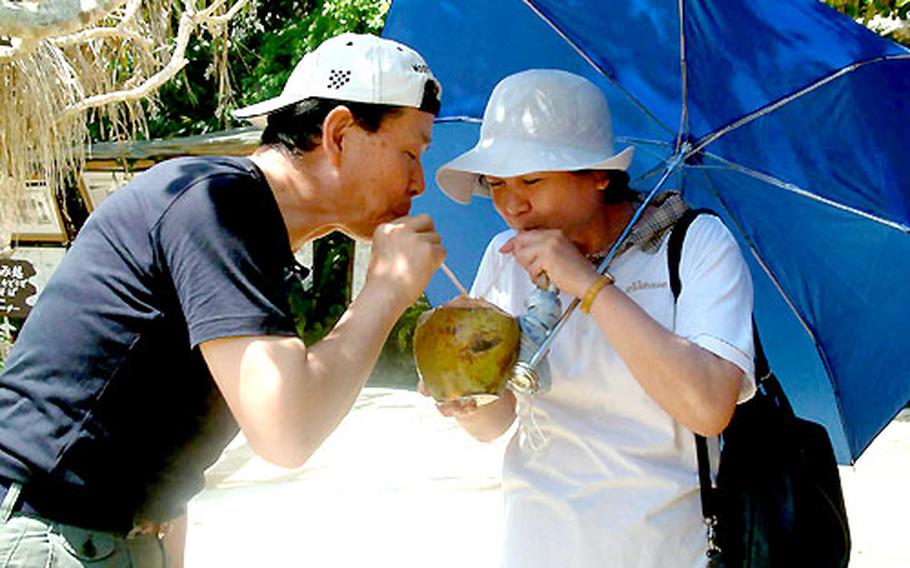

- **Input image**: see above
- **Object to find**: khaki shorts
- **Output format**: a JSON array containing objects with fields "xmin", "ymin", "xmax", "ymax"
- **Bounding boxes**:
[{"xmin": 0, "ymin": 483, "xmax": 167, "ymax": 568}]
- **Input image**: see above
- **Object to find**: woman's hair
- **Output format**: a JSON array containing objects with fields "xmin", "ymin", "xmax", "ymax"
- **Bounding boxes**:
[
  {"xmin": 261, "ymin": 80, "xmax": 440, "ymax": 153},
  {"xmin": 601, "ymin": 170, "xmax": 640, "ymax": 204}
]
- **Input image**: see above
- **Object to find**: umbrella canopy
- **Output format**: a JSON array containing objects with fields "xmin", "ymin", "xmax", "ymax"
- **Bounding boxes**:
[{"xmin": 383, "ymin": 0, "xmax": 910, "ymax": 464}]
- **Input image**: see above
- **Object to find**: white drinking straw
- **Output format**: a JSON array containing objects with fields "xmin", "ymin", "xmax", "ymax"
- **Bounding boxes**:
[{"xmin": 440, "ymin": 262, "xmax": 469, "ymax": 297}]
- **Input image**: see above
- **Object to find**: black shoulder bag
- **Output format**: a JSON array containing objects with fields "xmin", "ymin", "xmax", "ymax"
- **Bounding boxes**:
[{"xmin": 668, "ymin": 209, "xmax": 851, "ymax": 568}]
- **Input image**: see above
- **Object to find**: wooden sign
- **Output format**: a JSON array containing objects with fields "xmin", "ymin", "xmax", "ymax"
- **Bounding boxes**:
[
  {"xmin": 11, "ymin": 180, "xmax": 67, "ymax": 243},
  {"xmin": 0, "ymin": 248, "xmax": 66, "ymax": 319},
  {"xmin": 0, "ymin": 259, "xmax": 37, "ymax": 318}
]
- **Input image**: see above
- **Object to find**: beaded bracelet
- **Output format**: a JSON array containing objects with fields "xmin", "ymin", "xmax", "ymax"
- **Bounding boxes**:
[{"xmin": 580, "ymin": 273, "xmax": 615, "ymax": 313}]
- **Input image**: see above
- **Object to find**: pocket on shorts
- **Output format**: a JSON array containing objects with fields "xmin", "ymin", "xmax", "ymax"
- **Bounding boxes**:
[{"xmin": 54, "ymin": 523, "xmax": 118, "ymax": 562}]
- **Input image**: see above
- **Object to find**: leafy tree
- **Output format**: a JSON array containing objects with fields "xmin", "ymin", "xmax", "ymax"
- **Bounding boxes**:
[
  {"xmin": 147, "ymin": 0, "xmax": 389, "ymax": 138},
  {"xmin": 823, "ymin": 0, "xmax": 910, "ymax": 45}
]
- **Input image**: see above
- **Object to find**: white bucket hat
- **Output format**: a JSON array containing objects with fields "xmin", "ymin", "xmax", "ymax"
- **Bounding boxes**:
[
  {"xmin": 436, "ymin": 69, "xmax": 634, "ymax": 204},
  {"xmin": 233, "ymin": 33, "xmax": 441, "ymax": 128}
]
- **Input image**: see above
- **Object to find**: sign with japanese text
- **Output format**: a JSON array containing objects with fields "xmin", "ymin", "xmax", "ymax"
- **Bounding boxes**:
[{"xmin": 0, "ymin": 259, "xmax": 37, "ymax": 317}]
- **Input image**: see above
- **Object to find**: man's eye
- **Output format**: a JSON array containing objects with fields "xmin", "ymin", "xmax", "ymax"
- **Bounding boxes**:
[
  {"xmin": 405, "ymin": 151, "xmax": 417, "ymax": 160},
  {"xmin": 523, "ymin": 178, "xmax": 541, "ymax": 186}
]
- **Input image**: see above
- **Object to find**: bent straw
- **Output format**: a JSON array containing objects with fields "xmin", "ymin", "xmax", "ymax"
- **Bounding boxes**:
[{"xmin": 440, "ymin": 262, "xmax": 470, "ymax": 297}]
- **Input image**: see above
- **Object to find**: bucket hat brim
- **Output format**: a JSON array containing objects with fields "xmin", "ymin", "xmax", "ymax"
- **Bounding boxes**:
[{"xmin": 436, "ymin": 138, "xmax": 635, "ymax": 204}]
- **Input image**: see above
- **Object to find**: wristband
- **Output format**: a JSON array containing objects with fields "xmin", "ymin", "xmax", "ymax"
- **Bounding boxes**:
[{"xmin": 580, "ymin": 273, "xmax": 614, "ymax": 313}]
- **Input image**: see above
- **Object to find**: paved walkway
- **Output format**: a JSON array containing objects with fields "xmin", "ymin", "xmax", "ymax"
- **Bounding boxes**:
[{"xmin": 184, "ymin": 389, "xmax": 909, "ymax": 567}]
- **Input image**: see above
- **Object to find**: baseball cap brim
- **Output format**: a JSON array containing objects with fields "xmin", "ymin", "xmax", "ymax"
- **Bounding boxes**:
[
  {"xmin": 436, "ymin": 139, "xmax": 635, "ymax": 204},
  {"xmin": 232, "ymin": 95, "xmax": 304, "ymax": 129}
]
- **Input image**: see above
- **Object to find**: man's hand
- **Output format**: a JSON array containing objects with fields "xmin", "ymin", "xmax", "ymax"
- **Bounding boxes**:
[{"xmin": 369, "ymin": 214, "xmax": 445, "ymax": 309}]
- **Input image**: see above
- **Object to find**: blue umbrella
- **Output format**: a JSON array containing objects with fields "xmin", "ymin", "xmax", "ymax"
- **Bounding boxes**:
[{"xmin": 384, "ymin": 0, "xmax": 910, "ymax": 464}]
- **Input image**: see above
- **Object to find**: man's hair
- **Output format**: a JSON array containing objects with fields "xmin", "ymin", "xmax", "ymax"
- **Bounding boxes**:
[{"xmin": 261, "ymin": 79, "xmax": 440, "ymax": 153}]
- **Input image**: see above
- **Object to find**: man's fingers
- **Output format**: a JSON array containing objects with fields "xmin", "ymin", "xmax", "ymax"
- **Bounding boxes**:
[
  {"xmin": 421, "ymin": 232, "xmax": 442, "ymax": 245},
  {"xmin": 396, "ymin": 213, "xmax": 435, "ymax": 232}
]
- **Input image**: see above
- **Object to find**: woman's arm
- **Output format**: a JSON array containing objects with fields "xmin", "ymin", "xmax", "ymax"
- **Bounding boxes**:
[{"xmin": 500, "ymin": 225, "xmax": 747, "ymax": 436}]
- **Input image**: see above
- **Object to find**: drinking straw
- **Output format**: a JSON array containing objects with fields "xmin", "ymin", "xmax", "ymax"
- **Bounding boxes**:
[{"xmin": 440, "ymin": 262, "xmax": 469, "ymax": 297}]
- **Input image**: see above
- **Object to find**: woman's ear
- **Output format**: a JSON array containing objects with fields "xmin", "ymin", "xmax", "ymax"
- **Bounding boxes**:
[
  {"xmin": 322, "ymin": 106, "xmax": 357, "ymax": 167},
  {"xmin": 593, "ymin": 170, "xmax": 611, "ymax": 191}
]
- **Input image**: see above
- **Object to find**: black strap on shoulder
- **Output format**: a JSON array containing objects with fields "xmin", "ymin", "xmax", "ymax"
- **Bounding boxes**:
[
  {"xmin": 668, "ymin": 208, "xmax": 776, "ymax": 523},
  {"xmin": 668, "ymin": 208, "xmax": 716, "ymax": 301},
  {"xmin": 667, "ymin": 208, "xmax": 719, "ymax": 519},
  {"xmin": 668, "ymin": 208, "xmax": 770, "ymax": 380}
]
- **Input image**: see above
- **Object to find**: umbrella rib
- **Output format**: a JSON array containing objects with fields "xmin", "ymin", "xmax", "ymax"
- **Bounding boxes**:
[
  {"xmin": 694, "ymin": 153, "xmax": 910, "ymax": 233},
  {"xmin": 434, "ymin": 116, "xmax": 483, "ymax": 124},
  {"xmin": 695, "ymin": 170, "xmax": 853, "ymax": 455},
  {"xmin": 615, "ymin": 136, "xmax": 673, "ymax": 147},
  {"xmin": 675, "ymin": 0, "xmax": 690, "ymax": 153},
  {"xmin": 690, "ymin": 53, "xmax": 910, "ymax": 155},
  {"xmin": 521, "ymin": 0, "xmax": 675, "ymax": 135},
  {"xmin": 698, "ymin": 169, "xmax": 815, "ymax": 339}
]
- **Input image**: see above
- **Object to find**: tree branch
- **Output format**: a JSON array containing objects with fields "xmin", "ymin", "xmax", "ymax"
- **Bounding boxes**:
[
  {"xmin": 0, "ymin": 0, "xmax": 131, "ymax": 40},
  {"xmin": 61, "ymin": 0, "xmax": 251, "ymax": 113},
  {"xmin": 51, "ymin": 27, "xmax": 152, "ymax": 50},
  {"xmin": 205, "ymin": 0, "xmax": 249, "ymax": 26},
  {"xmin": 65, "ymin": 11, "xmax": 195, "ymax": 114}
]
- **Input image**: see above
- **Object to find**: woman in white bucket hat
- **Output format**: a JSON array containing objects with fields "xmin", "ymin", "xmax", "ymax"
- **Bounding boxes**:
[{"xmin": 434, "ymin": 69, "xmax": 756, "ymax": 567}]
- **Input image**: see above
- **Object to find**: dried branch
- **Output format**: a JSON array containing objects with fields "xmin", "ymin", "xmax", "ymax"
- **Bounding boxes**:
[
  {"xmin": 0, "ymin": 0, "xmax": 131, "ymax": 40},
  {"xmin": 51, "ymin": 28, "xmax": 153, "ymax": 50},
  {"xmin": 0, "ymin": 0, "xmax": 253, "ymax": 247},
  {"xmin": 65, "ymin": 0, "xmax": 252, "ymax": 114}
]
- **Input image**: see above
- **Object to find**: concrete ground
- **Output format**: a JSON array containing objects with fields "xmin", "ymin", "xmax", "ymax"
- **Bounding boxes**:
[{"xmin": 184, "ymin": 389, "xmax": 910, "ymax": 567}]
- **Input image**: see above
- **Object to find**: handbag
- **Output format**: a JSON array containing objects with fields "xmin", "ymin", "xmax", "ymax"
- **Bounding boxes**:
[{"xmin": 668, "ymin": 209, "xmax": 851, "ymax": 567}]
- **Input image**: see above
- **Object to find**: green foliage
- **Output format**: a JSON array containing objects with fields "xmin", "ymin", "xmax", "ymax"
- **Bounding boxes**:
[
  {"xmin": 236, "ymin": 0, "xmax": 389, "ymax": 112},
  {"xmin": 823, "ymin": 0, "xmax": 910, "ymax": 45},
  {"xmin": 824, "ymin": 0, "xmax": 910, "ymax": 20},
  {"xmin": 144, "ymin": 0, "xmax": 390, "ymax": 139},
  {"xmin": 286, "ymin": 232, "xmax": 354, "ymax": 346}
]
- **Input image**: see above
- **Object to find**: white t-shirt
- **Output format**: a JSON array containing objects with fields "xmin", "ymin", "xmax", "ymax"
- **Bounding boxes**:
[{"xmin": 470, "ymin": 215, "xmax": 755, "ymax": 568}]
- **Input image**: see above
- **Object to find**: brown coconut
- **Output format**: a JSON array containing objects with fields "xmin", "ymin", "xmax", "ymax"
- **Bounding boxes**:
[{"xmin": 413, "ymin": 296, "xmax": 520, "ymax": 403}]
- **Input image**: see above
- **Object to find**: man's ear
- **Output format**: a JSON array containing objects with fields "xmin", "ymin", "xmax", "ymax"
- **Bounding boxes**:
[{"xmin": 322, "ymin": 106, "xmax": 357, "ymax": 167}]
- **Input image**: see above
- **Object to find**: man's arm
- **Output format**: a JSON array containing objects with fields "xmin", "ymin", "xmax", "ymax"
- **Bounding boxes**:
[{"xmin": 201, "ymin": 216, "xmax": 444, "ymax": 468}]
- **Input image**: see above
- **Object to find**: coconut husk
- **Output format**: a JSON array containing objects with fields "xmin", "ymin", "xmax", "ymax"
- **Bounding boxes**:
[{"xmin": 413, "ymin": 296, "xmax": 520, "ymax": 403}]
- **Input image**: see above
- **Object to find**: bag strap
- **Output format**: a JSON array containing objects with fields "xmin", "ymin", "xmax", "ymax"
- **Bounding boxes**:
[
  {"xmin": 666, "ymin": 208, "xmax": 719, "ymax": 520},
  {"xmin": 668, "ymin": 209, "xmax": 782, "ymax": 519},
  {"xmin": 668, "ymin": 208, "xmax": 711, "ymax": 301}
]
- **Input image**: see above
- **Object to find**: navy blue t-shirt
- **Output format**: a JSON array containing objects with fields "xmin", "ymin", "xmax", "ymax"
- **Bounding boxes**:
[{"xmin": 0, "ymin": 156, "xmax": 298, "ymax": 531}]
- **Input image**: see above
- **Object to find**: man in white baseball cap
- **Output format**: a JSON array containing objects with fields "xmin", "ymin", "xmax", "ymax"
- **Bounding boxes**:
[{"xmin": 0, "ymin": 33, "xmax": 445, "ymax": 568}]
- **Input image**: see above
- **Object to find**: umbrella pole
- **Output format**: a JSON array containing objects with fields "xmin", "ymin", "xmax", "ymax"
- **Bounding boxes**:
[{"xmin": 510, "ymin": 149, "xmax": 690, "ymax": 394}]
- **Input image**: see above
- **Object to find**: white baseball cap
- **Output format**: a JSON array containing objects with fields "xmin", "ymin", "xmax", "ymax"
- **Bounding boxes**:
[
  {"xmin": 436, "ymin": 69, "xmax": 634, "ymax": 204},
  {"xmin": 233, "ymin": 33, "xmax": 441, "ymax": 128}
]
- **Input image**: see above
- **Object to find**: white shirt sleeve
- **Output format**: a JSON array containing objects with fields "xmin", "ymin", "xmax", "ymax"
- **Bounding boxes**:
[{"xmin": 674, "ymin": 215, "xmax": 756, "ymax": 402}]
